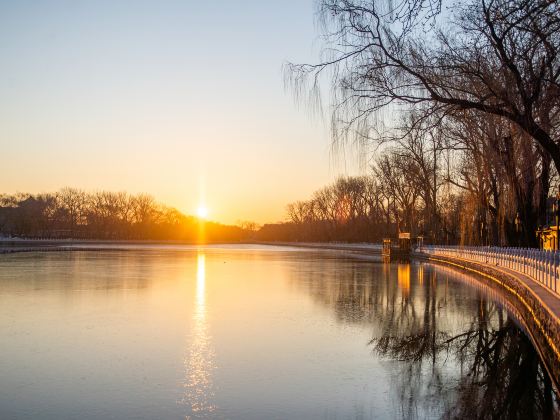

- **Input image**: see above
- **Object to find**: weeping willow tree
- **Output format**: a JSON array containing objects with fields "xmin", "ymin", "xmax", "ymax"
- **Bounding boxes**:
[{"xmin": 286, "ymin": 0, "xmax": 560, "ymax": 246}]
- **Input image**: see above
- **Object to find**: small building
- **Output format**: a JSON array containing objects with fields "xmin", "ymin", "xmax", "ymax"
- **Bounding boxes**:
[
  {"xmin": 382, "ymin": 232, "xmax": 421, "ymax": 261},
  {"xmin": 537, "ymin": 226, "xmax": 559, "ymax": 251},
  {"xmin": 536, "ymin": 195, "xmax": 560, "ymax": 250}
]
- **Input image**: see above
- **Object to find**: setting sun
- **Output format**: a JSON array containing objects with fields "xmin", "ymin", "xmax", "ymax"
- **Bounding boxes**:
[{"xmin": 197, "ymin": 205, "xmax": 208, "ymax": 219}]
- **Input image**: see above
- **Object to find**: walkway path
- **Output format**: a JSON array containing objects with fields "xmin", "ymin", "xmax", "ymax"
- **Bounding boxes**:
[{"xmin": 418, "ymin": 252, "xmax": 560, "ymax": 321}]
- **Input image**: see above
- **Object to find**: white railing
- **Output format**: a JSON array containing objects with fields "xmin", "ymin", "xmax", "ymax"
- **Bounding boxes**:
[{"xmin": 418, "ymin": 245, "xmax": 560, "ymax": 295}]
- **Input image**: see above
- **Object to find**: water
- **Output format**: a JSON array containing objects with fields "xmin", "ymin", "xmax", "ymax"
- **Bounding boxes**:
[{"xmin": 0, "ymin": 245, "xmax": 557, "ymax": 419}]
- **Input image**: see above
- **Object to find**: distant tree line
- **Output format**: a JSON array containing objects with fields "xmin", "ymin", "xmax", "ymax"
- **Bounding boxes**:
[
  {"xmin": 0, "ymin": 188, "xmax": 247, "ymax": 242},
  {"xmin": 263, "ymin": 173, "xmax": 456, "ymax": 244},
  {"xmin": 276, "ymin": 177, "xmax": 395, "ymax": 243},
  {"xmin": 286, "ymin": 0, "xmax": 560, "ymax": 247}
]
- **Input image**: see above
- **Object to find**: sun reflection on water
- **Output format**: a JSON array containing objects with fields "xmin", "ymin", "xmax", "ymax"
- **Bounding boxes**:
[
  {"xmin": 397, "ymin": 263, "xmax": 411, "ymax": 298},
  {"xmin": 182, "ymin": 252, "xmax": 217, "ymax": 418},
  {"xmin": 196, "ymin": 254, "xmax": 206, "ymax": 312}
]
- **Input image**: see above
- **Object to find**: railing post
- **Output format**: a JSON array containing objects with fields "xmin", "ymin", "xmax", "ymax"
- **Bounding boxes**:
[
  {"xmin": 545, "ymin": 250, "xmax": 548, "ymax": 286},
  {"xmin": 523, "ymin": 248, "xmax": 529, "ymax": 274},
  {"xmin": 554, "ymin": 250, "xmax": 558, "ymax": 292},
  {"xmin": 534, "ymin": 250, "xmax": 537, "ymax": 281},
  {"xmin": 536, "ymin": 250, "xmax": 539, "ymax": 283},
  {"xmin": 536, "ymin": 250, "xmax": 539, "ymax": 281},
  {"xmin": 540, "ymin": 251, "xmax": 543, "ymax": 285},
  {"xmin": 528, "ymin": 249, "xmax": 531, "ymax": 277},
  {"xmin": 550, "ymin": 251, "xmax": 553, "ymax": 288},
  {"xmin": 544, "ymin": 250, "xmax": 547, "ymax": 286},
  {"xmin": 536, "ymin": 250, "xmax": 540, "ymax": 284},
  {"xmin": 552, "ymin": 251, "xmax": 556, "ymax": 291},
  {"xmin": 548, "ymin": 250, "xmax": 554, "ymax": 289},
  {"xmin": 548, "ymin": 251, "xmax": 552, "ymax": 288},
  {"xmin": 544, "ymin": 251, "xmax": 547, "ymax": 286}
]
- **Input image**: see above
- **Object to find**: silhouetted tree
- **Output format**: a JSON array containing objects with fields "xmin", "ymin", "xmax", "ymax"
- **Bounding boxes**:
[{"xmin": 0, "ymin": 188, "xmax": 251, "ymax": 242}]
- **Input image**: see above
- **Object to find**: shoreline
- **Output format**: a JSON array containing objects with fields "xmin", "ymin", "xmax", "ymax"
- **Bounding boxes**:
[{"xmin": 0, "ymin": 239, "xmax": 383, "ymax": 256}]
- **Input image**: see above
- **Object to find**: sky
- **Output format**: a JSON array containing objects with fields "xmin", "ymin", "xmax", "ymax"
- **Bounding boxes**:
[{"xmin": 0, "ymin": 0, "xmax": 362, "ymax": 224}]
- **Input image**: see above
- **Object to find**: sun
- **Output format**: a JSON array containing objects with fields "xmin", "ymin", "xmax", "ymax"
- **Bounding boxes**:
[{"xmin": 197, "ymin": 205, "xmax": 208, "ymax": 219}]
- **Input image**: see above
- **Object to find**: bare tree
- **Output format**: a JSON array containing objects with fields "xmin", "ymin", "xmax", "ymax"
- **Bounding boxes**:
[
  {"xmin": 59, "ymin": 187, "xmax": 86, "ymax": 236},
  {"xmin": 288, "ymin": 0, "xmax": 560, "ymax": 177}
]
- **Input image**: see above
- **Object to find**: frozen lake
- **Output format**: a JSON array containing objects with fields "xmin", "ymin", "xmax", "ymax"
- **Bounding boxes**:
[{"xmin": 0, "ymin": 245, "xmax": 557, "ymax": 419}]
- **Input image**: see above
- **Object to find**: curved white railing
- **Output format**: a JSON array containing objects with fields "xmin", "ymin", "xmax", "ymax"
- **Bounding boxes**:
[{"xmin": 418, "ymin": 245, "xmax": 560, "ymax": 295}]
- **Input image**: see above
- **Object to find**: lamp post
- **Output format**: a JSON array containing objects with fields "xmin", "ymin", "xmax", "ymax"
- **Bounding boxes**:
[
  {"xmin": 514, "ymin": 212, "xmax": 522, "ymax": 248},
  {"xmin": 553, "ymin": 201, "xmax": 557, "ymax": 250}
]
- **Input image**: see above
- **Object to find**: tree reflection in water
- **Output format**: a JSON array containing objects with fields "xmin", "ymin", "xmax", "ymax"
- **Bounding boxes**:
[{"xmin": 293, "ymin": 257, "xmax": 559, "ymax": 419}]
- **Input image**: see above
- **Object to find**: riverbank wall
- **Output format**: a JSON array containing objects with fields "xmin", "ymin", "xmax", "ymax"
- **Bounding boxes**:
[{"xmin": 415, "ymin": 252, "xmax": 560, "ymax": 388}]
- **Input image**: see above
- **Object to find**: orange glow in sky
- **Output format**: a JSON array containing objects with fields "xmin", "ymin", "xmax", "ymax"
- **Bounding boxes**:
[{"xmin": 0, "ymin": 1, "xmax": 363, "ymax": 224}]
